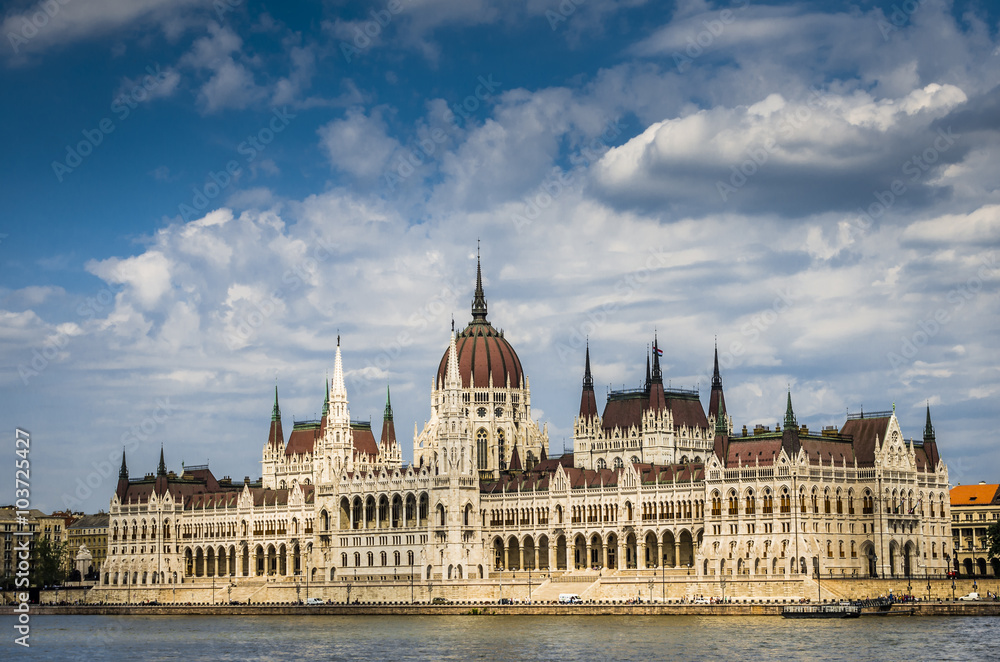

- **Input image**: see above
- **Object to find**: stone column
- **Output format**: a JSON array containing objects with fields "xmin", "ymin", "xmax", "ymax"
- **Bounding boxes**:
[
  {"xmin": 518, "ymin": 546, "xmax": 524, "ymax": 571},
  {"xmin": 618, "ymin": 540, "xmax": 626, "ymax": 571},
  {"xmin": 534, "ymin": 545, "xmax": 540, "ymax": 571},
  {"xmin": 675, "ymin": 542, "xmax": 682, "ymax": 568},
  {"xmin": 585, "ymin": 541, "xmax": 592, "ymax": 570},
  {"xmin": 549, "ymin": 539, "xmax": 558, "ymax": 570},
  {"xmin": 638, "ymin": 542, "xmax": 646, "ymax": 570},
  {"xmin": 602, "ymin": 543, "xmax": 609, "ymax": 569}
]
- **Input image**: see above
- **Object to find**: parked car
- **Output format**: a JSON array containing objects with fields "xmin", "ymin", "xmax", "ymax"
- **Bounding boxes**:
[
  {"xmin": 431, "ymin": 597, "xmax": 450, "ymax": 604},
  {"xmin": 305, "ymin": 597, "xmax": 325, "ymax": 605},
  {"xmin": 959, "ymin": 592, "xmax": 980, "ymax": 601},
  {"xmin": 498, "ymin": 598, "xmax": 514, "ymax": 605},
  {"xmin": 693, "ymin": 597, "xmax": 711, "ymax": 604}
]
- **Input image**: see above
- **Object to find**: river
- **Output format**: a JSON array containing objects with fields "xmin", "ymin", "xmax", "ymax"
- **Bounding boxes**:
[{"xmin": 4, "ymin": 614, "xmax": 998, "ymax": 660}]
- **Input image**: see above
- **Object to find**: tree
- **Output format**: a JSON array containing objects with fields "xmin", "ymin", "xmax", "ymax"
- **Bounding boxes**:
[
  {"xmin": 30, "ymin": 538, "xmax": 67, "ymax": 588},
  {"xmin": 987, "ymin": 521, "xmax": 1000, "ymax": 562}
]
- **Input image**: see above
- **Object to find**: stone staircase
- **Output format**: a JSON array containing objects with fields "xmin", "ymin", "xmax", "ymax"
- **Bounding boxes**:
[{"xmin": 530, "ymin": 571, "xmax": 601, "ymax": 603}]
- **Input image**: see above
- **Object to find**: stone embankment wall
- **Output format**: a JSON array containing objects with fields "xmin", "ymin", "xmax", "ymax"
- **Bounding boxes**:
[
  {"xmin": 5, "ymin": 602, "xmax": 1000, "ymax": 617},
  {"xmin": 23, "ymin": 575, "xmax": 997, "ymax": 607}
]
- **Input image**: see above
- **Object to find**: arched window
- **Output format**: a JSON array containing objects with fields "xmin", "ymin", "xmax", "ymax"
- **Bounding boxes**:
[
  {"xmin": 613, "ymin": 457, "xmax": 624, "ymax": 469},
  {"xmin": 596, "ymin": 458, "xmax": 607, "ymax": 470},
  {"xmin": 476, "ymin": 429, "xmax": 488, "ymax": 471}
]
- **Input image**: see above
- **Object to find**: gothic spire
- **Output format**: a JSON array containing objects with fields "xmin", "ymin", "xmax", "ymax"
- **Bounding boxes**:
[
  {"xmin": 923, "ymin": 403, "xmax": 935, "ymax": 442},
  {"xmin": 715, "ymin": 400, "xmax": 728, "ymax": 436},
  {"xmin": 645, "ymin": 350, "xmax": 651, "ymax": 388},
  {"xmin": 651, "ymin": 332, "xmax": 662, "ymax": 384},
  {"xmin": 580, "ymin": 342, "xmax": 598, "ymax": 418},
  {"xmin": 384, "ymin": 385, "xmax": 394, "ymax": 421},
  {"xmin": 332, "ymin": 341, "xmax": 346, "ymax": 397},
  {"xmin": 583, "ymin": 340, "xmax": 594, "ymax": 390},
  {"xmin": 712, "ymin": 340, "xmax": 722, "ymax": 389},
  {"xmin": 322, "ymin": 375, "xmax": 330, "ymax": 417},
  {"xmin": 271, "ymin": 385, "xmax": 281, "ymax": 422},
  {"xmin": 471, "ymin": 248, "xmax": 488, "ymax": 323},
  {"xmin": 157, "ymin": 445, "xmax": 167, "ymax": 477},
  {"xmin": 119, "ymin": 448, "xmax": 128, "ymax": 480},
  {"xmin": 783, "ymin": 390, "xmax": 797, "ymax": 430}
]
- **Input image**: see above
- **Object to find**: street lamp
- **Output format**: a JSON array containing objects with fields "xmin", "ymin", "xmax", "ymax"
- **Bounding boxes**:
[
  {"xmin": 528, "ymin": 566, "xmax": 532, "ymax": 604},
  {"xmin": 410, "ymin": 557, "xmax": 414, "ymax": 604},
  {"xmin": 926, "ymin": 574, "xmax": 931, "ymax": 603},
  {"xmin": 661, "ymin": 558, "xmax": 665, "ymax": 603},
  {"xmin": 951, "ymin": 579, "xmax": 956, "ymax": 601},
  {"xmin": 648, "ymin": 580, "xmax": 654, "ymax": 604}
]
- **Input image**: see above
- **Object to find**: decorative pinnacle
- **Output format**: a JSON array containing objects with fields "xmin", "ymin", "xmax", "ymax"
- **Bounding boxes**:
[
  {"xmin": 157, "ymin": 445, "xmax": 167, "ymax": 477},
  {"xmin": 472, "ymin": 250, "xmax": 488, "ymax": 322},
  {"xmin": 783, "ymin": 390, "xmax": 797, "ymax": 430},
  {"xmin": 924, "ymin": 403, "xmax": 935, "ymax": 442},
  {"xmin": 119, "ymin": 448, "xmax": 128, "ymax": 480},
  {"xmin": 715, "ymin": 400, "xmax": 727, "ymax": 436},
  {"xmin": 712, "ymin": 339, "xmax": 722, "ymax": 389},
  {"xmin": 384, "ymin": 385, "xmax": 394, "ymax": 421},
  {"xmin": 583, "ymin": 340, "xmax": 594, "ymax": 390},
  {"xmin": 271, "ymin": 385, "xmax": 281, "ymax": 422}
]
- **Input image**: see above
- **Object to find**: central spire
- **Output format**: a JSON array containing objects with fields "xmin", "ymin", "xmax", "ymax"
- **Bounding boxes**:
[
  {"xmin": 583, "ymin": 341, "xmax": 594, "ymax": 390},
  {"xmin": 712, "ymin": 340, "xmax": 722, "ymax": 389},
  {"xmin": 157, "ymin": 446, "xmax": 167, "ymax": 477},
  {"xmin": 471, "ymin": 247, "xmax": 488, "ymax": 323}
]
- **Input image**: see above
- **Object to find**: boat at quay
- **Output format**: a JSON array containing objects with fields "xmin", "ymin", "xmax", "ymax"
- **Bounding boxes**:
[{"xmin": 781, "ymin": 603, "xmax": 862, "ymax": 618}]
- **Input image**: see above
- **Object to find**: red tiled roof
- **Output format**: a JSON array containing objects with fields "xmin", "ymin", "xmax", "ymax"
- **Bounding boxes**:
[
  {"xmin": 951, "ymin": 483, "xmax": 1000, "ymax": 506},
  {"xmin": 838, "ymin": 416, "xmax": 890, "ymax": 466},
  {"xmin": 286, "ymin": 425, "xmax": 321, "ymax": 456},
  {"xmin": 352, "ymin": 426, "xmax": 379, "ymax": 458}
]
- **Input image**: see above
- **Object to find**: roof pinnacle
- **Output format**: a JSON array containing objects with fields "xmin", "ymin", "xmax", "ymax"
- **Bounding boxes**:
[
  {"xmin": 583, "ymin": 340, "xmax": 594, "ymax": 390},
  {"xmin": 384, "ymin": 385, "xmax": 394, "ymax": 421},
  {"xmin": 271, "ymin": 384, "xmax": 281, "ymax": 422},
  {"xmin": 471, "ymin": 249, "xmax": 488, "ymax": 323},
  {"xmin": 783, "ymin": 389, "xmax": 797, "ymax": 431}
]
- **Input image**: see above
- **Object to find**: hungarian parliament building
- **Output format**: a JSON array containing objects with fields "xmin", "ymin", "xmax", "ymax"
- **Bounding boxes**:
[{"xmin": 99, "ymin": 260, "xmax": 953, "ymax": 596}]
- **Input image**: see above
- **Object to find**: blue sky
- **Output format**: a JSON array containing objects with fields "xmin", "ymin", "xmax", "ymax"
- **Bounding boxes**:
[{"xmin": 2, "ymin": 0, "xmax": 999, "ymax": 513}]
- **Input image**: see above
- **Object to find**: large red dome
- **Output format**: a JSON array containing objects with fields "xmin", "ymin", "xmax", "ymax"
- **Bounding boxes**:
[
  {"xmin": 437, "ymin": 322, "xmax": 523, "ymax": 389},
  {"xmin": 436, "ymin": 256, "xmax": 523, "ymax": 389}
]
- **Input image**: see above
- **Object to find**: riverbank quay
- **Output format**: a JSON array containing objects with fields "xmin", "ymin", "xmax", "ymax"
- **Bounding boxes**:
[{"xmin": 4, "ymin": 601, "xmax": 999, "ymax": 617}]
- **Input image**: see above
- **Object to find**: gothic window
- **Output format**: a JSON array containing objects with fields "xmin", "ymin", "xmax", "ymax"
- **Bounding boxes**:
[
  {"xmin": 596, "ymin": 458, "xmax": 607, "ymax": 470},
  {"xmin": 613, "ymin": 457, "xmax": 624, "ymax": 469},
  {"xmin": 495, "ymin": 406, "xmax": 503, "ymax": 418},
  {"xmin": 477, "ymin": 407, "xmax": 487, "ymax": 418},
  {"xmin": 476, "ymin": 429, "xmax": 488, "ymax": 471}
]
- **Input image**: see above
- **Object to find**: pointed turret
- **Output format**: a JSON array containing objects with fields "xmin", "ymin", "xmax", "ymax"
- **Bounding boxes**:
[
  {"xmin": 783, "ymin": 390, "xmax": 797, "ymax": 430},
  {"xmin": 579, "ymin": 342, "xmax": 598, "ymax": 418},
  {"xmin": 780, "ymin": 390, "xmax": 802, "ymax": 458},
  {"xmin": 648, "ymin": 333, "xmax": 666, "ymax": 411},
  {"xmin": 645, "ymin": 351, "xmax": 651, "ymax": 389},
  {"xmin": 155, "ymin": 446, "xmax": 169, "ymax": 495},
  {"xmin": 708, "ymin": 341, "xmax": 727, "ymax": 421},
  {"xmin": 445, "ymin": 331, "xmax": 461, "ymax": 390},
  {"xmin": 322, "ymin": 376, "xmax": 330, "ymax": 418},
  {"xmin": 380, "ymin": 385, "xmax": 397, "ymax": 449},
  {"xmin": 651, "ymin": 333, "xmax": 663, "ymax": 384},
  {"xmin": 922, "ymin": 403, "xmax": 940, "ymax": 470},
  {"xmin": 712, "ymin": 401, "xmax": 729, "ymax": 463},
  {"xmin": 332, "ymin": 338, "xmax": 346, "ymax": 397},
  {"xmin": 116, "ymin": 449, "xmax": 129, "ymax": 501},
  {"xmin": 471, "ymin": 249, "xmax": 488, "ymax": 323},
  {"xmin": 509, "ymin": 441, "xmax": 522, "ymax": 473},
  {"xmin": 267, "ymin": 386, "xmax": 284, "ymax": 447}
]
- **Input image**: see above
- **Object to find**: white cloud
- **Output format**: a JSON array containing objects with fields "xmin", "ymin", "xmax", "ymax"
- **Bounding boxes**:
[{"xmin": 318, "ymin": 108, "xmax": 401, "ymax": 179}]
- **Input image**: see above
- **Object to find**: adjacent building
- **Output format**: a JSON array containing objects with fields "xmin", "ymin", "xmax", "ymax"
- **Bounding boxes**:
[
  {"xmin": 66, "ymin": 513, "xmax": 110, "ymax": 579},
  {"xmin": 950, "ymin": 482, "xmax": 1000, "ymax": 577}
]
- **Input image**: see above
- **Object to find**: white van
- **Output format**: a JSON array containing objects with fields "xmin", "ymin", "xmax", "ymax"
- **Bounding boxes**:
[
  {"xmin": 558, "ymin": 594, "xmax": 583, "ymax": 604},
  {"xmin": 305, "ymin": 597, "xmax": 325, "ymax": 605}
]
